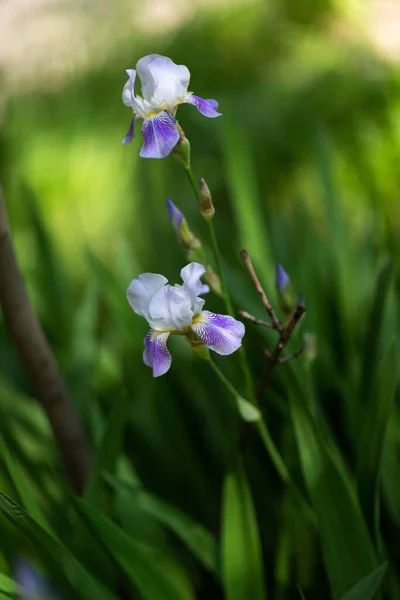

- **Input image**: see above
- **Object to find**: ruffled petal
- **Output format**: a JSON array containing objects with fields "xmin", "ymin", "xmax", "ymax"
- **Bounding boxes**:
[
  {"xmin": 127, "ymin": 273, "xmax": 168, "ymax": 320},
  {"xmin": 122, "ymin": 118, "xmax": 136, "ymax": 144},
  {"xmin": 184, "ymin": 95, "xmax": 222, "ymax": 118},
  {"xmin": 137, "ymin": 55, "xmax": 190, "ymax": 109},
  {"xmin": 180, "ymin": 262, "xmax": 207, "ymax": 313},
  {"xmin": 140, "ymin": 111, "xmax": 180, "ymax": 159},
  {"xmin": 143, "ymin": 331, "xmax": 171, "ymax": 377},
  {"xmin": 191, "ymin": 310, "xmax": 245, "ymax": 355},
  {"xmin": 148, "ymin": 284, "xmax": 193, "ymax": 331}
]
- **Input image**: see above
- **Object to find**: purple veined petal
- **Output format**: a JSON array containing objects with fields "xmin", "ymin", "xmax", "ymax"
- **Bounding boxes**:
[
  {"xmin": 122, "ymin": 117, "xmax": 137, "ymax": 144},
  {"xmin": 183, "ymin": 95, "xmax": 222, "ymax": 118},
  {"xmin": 166, "ymin": 198, "xmax": 184, "ymax": 232},
  {"xmin": 143, "ymin": 330, "xmax": 172, "ymax": 377},
  {"xmin": 140, "ymin": 111, "xmax": 180, "ymax": 159},
  {"xmin": 191, "ymin": 310, "xmax": 245, "ymax": 355}
]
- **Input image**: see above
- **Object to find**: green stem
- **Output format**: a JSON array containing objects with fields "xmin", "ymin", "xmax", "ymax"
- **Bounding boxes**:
[
  {"xmin": 209, "ymin": 360, "xmax": 314, "ymax": 523},
  {"xmin": 183, "ymin": 164, "xmax": 254, "ymax": 399}
]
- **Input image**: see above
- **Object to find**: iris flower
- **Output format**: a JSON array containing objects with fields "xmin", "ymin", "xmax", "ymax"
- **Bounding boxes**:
[
  {"xmin": 122, "ymin": 54, "xmax": 221, "ymax": 159},
  {"xmin": 127, "ymin": 262, "xmax": 245, "ymax": 377}
]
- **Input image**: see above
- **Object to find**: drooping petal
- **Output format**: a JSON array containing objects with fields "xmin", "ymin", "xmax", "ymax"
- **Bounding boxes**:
[
  {"xmin": 127, "ymin": 273, "xmax": 168, "ymax": 320},
  {"xmin": 180, "ymin": 262, "xmax": 207, "ymax": 313},
  {"xmin": 122, "ymin": 117, "xmax": 136, "ymax": 144},
  {"xmin": 143, "ymin": 331, "xmax": 171, "ymax": 377},
  {"xmin": 166, "ymin": 198, "xmax": 184, "ymax": 232},
  {"xmin": 148, "ymin": 284, "xmax": 193, "ymax": 331},
  {"xmin": 140, "ymin": 111, "xmax": 180, "ymax": 159},
  {"xmin": 122, "ymin": 69, "xmax": 136, "ymax": 106},
  {"xmin": 184, "ymin": 94, "xmax": 222, "ymax": 118},
  {"xmin": 137, "ymin": 54, "xmax": 190, "ymax": 110},
  {"xmin": 191, "ymin": 311, "xmax": 245, "ymax": 355}
]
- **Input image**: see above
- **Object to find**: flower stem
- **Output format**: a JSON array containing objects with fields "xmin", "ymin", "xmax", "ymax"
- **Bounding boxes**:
[{"xmin": 183, "ymin": 164, "xmax": 254, "ymax": 400}]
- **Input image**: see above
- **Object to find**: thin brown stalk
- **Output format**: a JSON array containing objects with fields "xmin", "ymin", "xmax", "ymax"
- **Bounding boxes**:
[
  {"xmin": 240, "ymin": 250, "xmax": 282, "ymax": 331},
  {"xmin": 0, "ymin": 186, "xmax": 92, "ymax": 495},
  {"xmin": 239, "ymin": 310, "xmax": 273, "ymax": 328}
]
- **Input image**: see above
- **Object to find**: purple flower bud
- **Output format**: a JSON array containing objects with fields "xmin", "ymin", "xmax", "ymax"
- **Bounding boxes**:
[
  {"xmin": 14, "ymin": 558, "xmax": 55, "ymax": 599},
  {"xmin": 166, "ymin": 198, "xmax": 184, "ymax": 233},
  {"xmin": 275, "ymin": 263, "xmax": 290, "ymax": 293}
]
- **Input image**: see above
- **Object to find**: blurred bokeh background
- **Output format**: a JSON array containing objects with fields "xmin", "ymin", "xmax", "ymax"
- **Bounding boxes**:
[{"xmin": 1, "ymin": 0, "xmax": 400, "ymax": 598}]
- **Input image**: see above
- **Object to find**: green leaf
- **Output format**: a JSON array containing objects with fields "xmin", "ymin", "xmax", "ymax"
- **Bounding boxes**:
[
  {"xmin": 72, "ymin": 496, "xmax": 196, "ymax": 600},
  {"xmin": 289, "ymin": 393, "xmax": 377, "ymax": 599},
  {"xmin": 0, "ymin": 493, "xmax": 116, "ymax": 600},
  {"xmin": 360, "ymin": 261, "xmax": 393, "ymax": 403},
  {"xmin": 84, "ymin": 391, "xmax": 130, "ymax": 508},
  {"xmin": 339, "ymin": 564, "xmax": 387, "ymax": 600},
  {"xmin": 357, "ymin": 341, "xmax": 398, "ymax": 535},
  {"xmin": 0, "ymin": 435, "xmax": 53, "ymax": 535},
  {"xmin": 221, "ymin": 459, "xmax": 267, "ymax": 600},
  {"xmin": 105, "ymin": 474, "xmax": 218, "ymax": 574},
  {"xmin": 0, "ymin": 573, "xmax": 15, "ymax": 594}
]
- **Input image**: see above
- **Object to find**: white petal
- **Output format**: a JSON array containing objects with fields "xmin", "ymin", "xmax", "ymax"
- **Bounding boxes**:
[
  {"xmin": 127, "ymin": 273, "xmax": 168, "ymax": 321},
  {"xmin": 148, "ymin": 284, "xmax": 193, "ymax": 331},
  {"xmin": 122, "ymin": 69, "xmax": 136, "ymax": 106},
  {"xmin": 180, "ymin": 262, "xmax": 207, "ymax": 313},
  {"xmin": 137, "ymin": 55, "xmax": 190, "ymax": 111}
]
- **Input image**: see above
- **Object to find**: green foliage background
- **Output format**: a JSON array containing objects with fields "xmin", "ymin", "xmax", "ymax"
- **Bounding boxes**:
[{"xmin": 1, "ymin": 0, "xmax": 400, "ymax": 598}]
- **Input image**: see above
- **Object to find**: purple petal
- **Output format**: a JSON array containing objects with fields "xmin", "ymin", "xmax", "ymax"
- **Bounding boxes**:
[
  {"xmin": 14, "ymin": 558, "xmax": 55, "ymax": 598},
  {"xmin": 143, "ymin": 331, "xmax": 172, "ymax": 377},
  {"xmin": 166, "ymin": 198, "xmax": 183, "ymax": 232},
  {"xmin": 191, "ymin": 310, "xmax": 245, "ymax": 355},
  {"xmin": 140, "ymin": 111, "xmax": 179, "ymax": 159},
  {"xmin": 184, "ymin": 95, "xmax": 222, "ymax": 118},
  {"xmin": 199, "ymin": 284, "xmax": 210, "ymax": 295},
  {"xmin": 122, "ymin": 118, "xmax": 136, "ymax": 144},
  {"xmin": 275, "ymin": 263, "xmax": 290, "ymax": 293}
]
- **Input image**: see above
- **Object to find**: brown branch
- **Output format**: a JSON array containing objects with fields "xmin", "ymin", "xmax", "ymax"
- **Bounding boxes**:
[
  {"xmin": 257, "ymin": 303, "xmax": 306, "ymax": 401},
  {"xmin": 262, "ymin": 347, "xmax": 304, "ymax": 364},
  {"xmin": 0, "ymin": 186, "xmax": 92, "ymax": 495},
  {"xmin": 239, "ymin": 310, "xmax": 273, "ymax": 328},
  {"xmin": 240, "ymin": 250, "xmax": 282, "ymax": 331}
]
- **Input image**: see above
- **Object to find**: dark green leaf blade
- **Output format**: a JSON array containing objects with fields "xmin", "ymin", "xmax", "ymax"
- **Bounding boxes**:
[
  {"xmin": 340, "ymin": 564, "xmax": 387, "ymax": 600},
  {"xmin": 289, "ymin": 393, "xmax": 377, "ymax": 599},
  {"xmin": 221, "ymin": 459, "xmax": 267, "ymax": 600}
]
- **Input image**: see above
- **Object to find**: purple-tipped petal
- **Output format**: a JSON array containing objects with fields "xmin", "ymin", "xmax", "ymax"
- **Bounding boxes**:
[
  {"xmin": 140, "ymin": 111, "xmax": 179, "ymax": 159},
  {"xmin": 191, "ymin": 310, "xmax": 245, "ymax": 355},
  {"xmin": 275, "ymin": 263, "xmax": 290, "ymax": 293},
  {"xmin": 166, "ymin": 198, "xmax": 184, "ymax": 232},
  {"xmin": 143, "ymin": 331, "xmax": 172, "ymax": 377},
  {"xmin": 122, "ymin": 118, "xmax": 136, "ymax": 144},
  {"xmin": 184, "ymin": 95, "xmax": 222, "ymax": 118}
]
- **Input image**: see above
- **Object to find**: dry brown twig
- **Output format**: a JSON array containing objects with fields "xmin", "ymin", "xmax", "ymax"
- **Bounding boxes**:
[
  {"xmin": 240, "ymin": 249, "xmax": 305, "ymax": 403},
  {"xmin": 0, "ymin": 185, "xmax": 92, "ymax": 495}
]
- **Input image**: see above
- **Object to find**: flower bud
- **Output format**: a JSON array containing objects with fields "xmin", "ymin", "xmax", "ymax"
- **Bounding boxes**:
[
  {"xmin": 303, "ymin": 332, "xmax": 317, "ymax": 363},
  {"xmin": 199, "ymin": 178, "xmax": 215, "ymax": 221},
  {"xmin": 172, "ymin": 122, "xmax": 191, "ymax": 168},
  {"xmin": 275, "ymin": 263, "xmax": 290, "ymax": 293},
  {"xmin": 275, "ymin": 263, "xmax": 292, "ymax": 314},
  {"xmin": 166, "ymin": 199, "xmax": 200, "ymax": 253}
]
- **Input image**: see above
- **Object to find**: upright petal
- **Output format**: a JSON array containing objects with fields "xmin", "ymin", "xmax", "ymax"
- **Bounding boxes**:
[
  {"xmin": 180, "ymin": 262, "xmax": 207, "ymax": 312},
  {"xmin": 137, "ymin": 55, "xmax": 190, "ymax": 109},
  {"xmin": 127, "ymin": 273, "xmax": 168, "ymax": 320},
  {"xmin": 122, "ymin": 69, "xmax": 136, "ymax": 106},
  {"xmin": 140, "ymin": 112, "xmax": 180, "ymax": 159},
  {"xmin": 148, "ymin": 284, "xmax": 193, "ymax": 331},
  {"xmin": 184, "ymin": 95, "xmax": 222, "ymax": 118},
  {"xmin": 143, "ymin": 331, "xmax": 171, "ymax": 377},
  {"xmin": 191, "ymin": 311, "xmax": 245, "ymax": 355}
]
